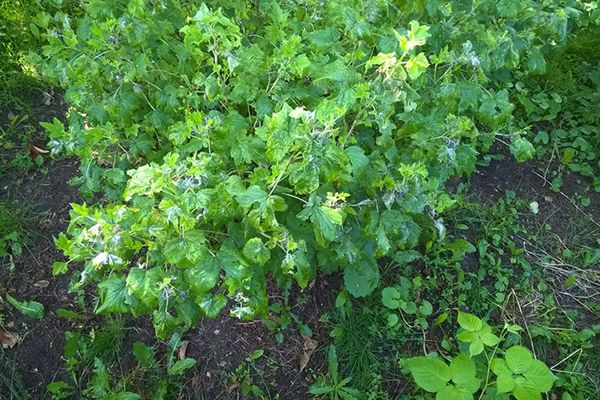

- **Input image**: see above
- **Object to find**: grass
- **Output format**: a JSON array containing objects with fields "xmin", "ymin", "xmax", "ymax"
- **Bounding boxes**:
[
  {"xmin": 0, "ymin": 352, "xmax": 29, "ymax": 400},
  {"xmin": 0, "ymin": 0, "xmax": 47, "ymax": 112}
]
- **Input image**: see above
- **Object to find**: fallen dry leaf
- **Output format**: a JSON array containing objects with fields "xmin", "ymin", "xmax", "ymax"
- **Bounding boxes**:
[
  {"xmin": 178, "ymin": 340, "xmax": 189, "ymax": 360},
  {"xmin": 34, "ymin": 280, "xmax": 50, "ymax": 289},
  {"xmin": 28, "ymin": 144, "xmax": 50, "ymax": 158},
  {"xmin": 543, "ymin": 196, "xmax": 554, "ymax": 203},
  {"xmin": 227, "ymin": 382, "xmax": 240, "ymax": 393},
  {"xmin": 299, "ymin": 335, "xmax": 318, "ymax": 372},
  {"xmin": 0, "ymin": 330, "xmax": 20, "ymax": 349}
]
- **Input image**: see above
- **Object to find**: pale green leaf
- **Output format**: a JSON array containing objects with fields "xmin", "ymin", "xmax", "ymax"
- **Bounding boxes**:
[
  {"xmin": 457, "ymin": 311, "xmax": 483, "ymax": 332},
  {"xmin": 450, "ymin": 354, "xmax": 477, "ymax": 387},
  {"xmin": 513, "ymin": 377, "xmax": 542, "ymax": 400},
  {"xmin": 505, "ymin": 346, "xmax": 533, "ymax": 374},
  {"xmin": 406, "ymin": 356, "xmax": 451, "ymax": 392},
  {"xmin": 469, "ymin": 340, "xmax": 484, "ymax": 357},
  {"xmin": 523, "ymin": 360, "xmax": 555, "ymax": 392},
  {"xmin": 496, "ymin": 373, "xmax": 516, "ymax": 393}
]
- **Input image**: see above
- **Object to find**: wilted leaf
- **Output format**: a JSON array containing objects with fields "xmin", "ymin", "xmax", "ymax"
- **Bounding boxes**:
[
  {"xmin": 28, "ymin": 144, "xmax": 50, "ymax": 158},
  {"xmin": 178, "ymin": 340, "xmax": 190, "ymax": 360},
  {"xmin": 299, "ymin": 335, "xmax": 318, "ymax": 372},
  {"xmin": 0, "ymin": 330, "xmax": 19, "ymax": 349},
  {"xmin": 34, "ymin": 280, "xmax": 50, "ymax": 289}
]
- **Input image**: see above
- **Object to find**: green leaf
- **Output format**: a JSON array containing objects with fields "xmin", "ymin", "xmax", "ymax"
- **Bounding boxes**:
[
  {"xmin": 6, "ymin": 295, "xmax": 45, "ymax": 319},
  {"xmin": 56, "ymin": 309, "xmax": 84, "ymax": 320},
  {"xmin": 388, "ymin": 313, "xmax": 399, "ymax": 327},
  {"xmin": 242, "ymin": 238, "xmax": 271, "ymax": 266},
  {"xmin": 405, "ymin": 53, "xmax": 429, "ymax": 80},
  {"xmin": 397, "ymin": 21, "xmax": 431, "ymax": 53},
  {"xmin": 505, "ymin": 346, "xmax": 533, "ymax": 374},
  {"xmin": 52, "ymin": 261, "xmax": 68, "ymax": 276},
  {"xmin": 405, "ymin": 356, "xmax": 451, "ymax": 392},
  {"xmin": 126, "ymin": 268, "xmax": 166, "ymax": 308},
  {"xmin": 435, "ymin": 385, "xmax": 473, "ymax": 400},
  {"xmin": 523, "ymin": 360, "xmax": 555, "ymax": 392},
  {"xmin": 168, "ymin": 358, "xmax": 197, "ymax": 376},
  {"xmin": 481, "ymin": 333, "xmax": 500, "ymax": 347},
  {"xmin": 497, "ymin": 0, "xmax": 524, "ymax": 18},
  {"xmin": 510, "ymin": 137, "xmax": 535, "ymax": 163},
  {"xmin": 164, "ymin": 232, "xmax": 207, "ymax": 267},
  {"xmin": 298, "ymin": 197, "xmax": 344, "ymax": 243},
  {"xmin": 457, "ymin": 331, "xmax": 476, "ymax": 343},
  {"xmin": 457, "ymin": 311, "xmax": 483, "ymax": 332},
  {"xmin": 527, "ymin": 47, "xmax": 546, "ymax": 75},
  {"xmin": 234, "ymin": 185, "xmax": 268, "ymax": 208},
  {"xmin": 96, "ymin": 276, "xmax": 131, "ymax": 314},
  {"xmin": 382, "ymin": 287, "xmax": 402, "ymax": 309},
  {"xmin": 450, "ymin": 354, "xmax": 477, "ymax": 387},
  {"xmin": 198, "ymin": 294, "xmax": 227, "ymax": 318},
  {"xmin": 132, "ymin": 342, "xmax": 155, "ymax": 368},
  {"xmin": 327, "ymin": 345, "xmax": 339, "ymax": 382},
  {"xmin": 513, "ymin": 377, "xmax": 542, "ymax": 400},
  {"xmin": 496, "ymin": 373, "xmax": 516, "ymax": 393},
  {"xmin": 40, "ymin": 117, "xmax": 66, "ymax": 139},
  {"xmin": 419, "ymin": 300, "xmax": 433, "ymax": 316},
  {"xmin": 109, "ymin": 393, "xmax": 141, "ymax": 400},
  {"xmin": 185, "ymin": 257, "xmax": 221, "ymax": 295},
  {"xmin": 344, "ymin": 260, "xmax": 380, "ymax": 298},
  {"xmin": 469, "ymin": 340, "xmax": 484, "ymax": 357}
]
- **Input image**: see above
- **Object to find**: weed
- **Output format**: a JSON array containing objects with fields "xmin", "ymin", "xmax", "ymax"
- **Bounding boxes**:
[
  {"xmin": 0, "ymin": 201, "xmax": 29, "ymax": 262},
  {"xmin": 309, "ymin": 345, "xmax": 361, "ymax": 400}
]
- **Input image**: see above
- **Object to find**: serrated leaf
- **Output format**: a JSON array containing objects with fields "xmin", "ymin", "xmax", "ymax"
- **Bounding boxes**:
[
  {"xmin": 405, "ymin": 53, "xmax": 429, "ymax": 80},
  {"xmin": 298, "ymin": 197, "xmax": 344, "ymax": 243},
  {"xmin": 510, "ymin": 137, "xmax": 535, "ymax": 163},
  {"xmin": 481, "ymin": 333, "xmax": 500, "ymax": 346},
  {"xmin": 234, "ymin": 185, "xmax": 269, "ymax": 208},
  {"xmin": 513, "ymin": 376, "xmax": 542, "ymax": 400},
  {"xmin": 96, "ymin": 276, "xmax": 130, "ymax": 314},
  {"xmin": 505, "ymin": 346, "xmax": 533, "ymax": 374},
  {"xmin": 435, "ymin": 385, "xmax": 473, "ymax": 400},
  {"xmin": 185, "ymin": 257, "xmax": 220, "ymax": 295},
  {"xmin": 457, "ymin": 311, "xmax": 483, "ymax": 332},
  {"xmin": 496, "ymin": 373, "xmax": 516, "ymax": 393},
  {"xmin": 242, "ymin": 238, "xmax": 271, "ymax": 266},
  {"xmin": 198, "ymin": 294, "xmax": 227, "ymax": 318},
  {"xmin": 406, "ymin": 356, "xmax": 451, "ymax": 392},
  {"xmin": 450, "ymin": 354, "xmax": 477, "ymax": 387},
  {"xmin": 126, "ymin": 268, "xmax": 166, "ymax": 309},
  {"xmin": 7, "ymin": 295, "xmax": 45, "ymax": 319},
  {"xmin": 523, "ymin": 360, "xmax": 555, "ymax": 392},
  {"xmin": 168, "ymin": 358, "xmax": 196, "ymax": 376}
]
